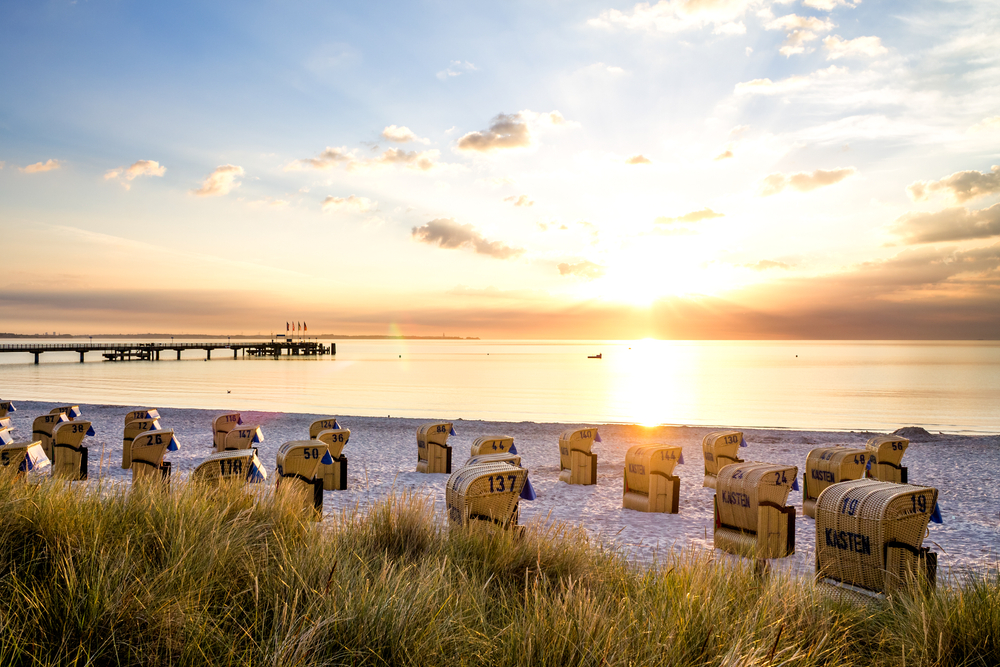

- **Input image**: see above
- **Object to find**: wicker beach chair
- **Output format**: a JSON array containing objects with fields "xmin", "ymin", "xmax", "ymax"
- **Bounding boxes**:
[
  {"xmin": 130, "ymin": 430, "xmax": 179, "ymax": 486},
  {"xmin": 466, "ymin": 452, "xmax": 522, "ymax": 467},
  {"xmin": 702, "ymin": 431, "xmax": 745, "ymax": 489},
  {"xmin": 222, "ymin": 425, "xmax": 264, "ymax": 451},
  {"xmin": 52, "ymin": 420, "xmax": 95, "ymax": 480},
  {"xmin": 815, "ymin": 479, "xmax": 938, "ymax": 599},
  {"xmin": 0, "ymin": 440, "xmax": 50, "ymax": 479},
  {"xmin": 864, "ymin": 436, "xmax": 909, "ymax": 484},
  {"xmin": 623, "ymin": 444, "xmax": 684, "ymax": 513},
  {"xmin": 276, "ymin": 440, "xmax": 333, "ymax": 515},
  {"xmin": 558, "ymin": 428, "xmax": 599, "ymax": 485},
  {"xmin": 802, "ymin": 446, "xmax": 868, "ymax": 518},
  {"xmin": 315, "ymin": 427, "xmax": 350, "ymax": 490},
  {"xmin": 446, "ymin": 461, "xmax": 528, "ymax": 528},
  {"xmin": 32, "ymin": 412, "xmax": 69, "ymax": 459},
  {"xmin": 193, "ymin": 449, "xmax": 268, "ymax": 486},
  {"xmin": 122, "ymin": 417, "xmax": 161, "ymax": 469},
  {"xmin": 0, "ymin": 400, "xmax": 17, "ymax": 419},
  {"xmin": 212, "ymin": 413, "xmax": 243, "ymax": 451},
  {"xmin": 50, "ymin": 405, "xmax": 83, "ymax": 420},
  {"xmin": 470, "ymin": 435, "xmax": 514, "ymax": 457},
  {"xmin": 714, "ymin": 462, "xmax": 798, "ymax": 559},
  {"xmin": 417, "ymin": 422, "xmax": 455, "ymax": 474},
  {"xmin": 124, "ymin": 409, "xmax": 160, "ymax": 424},
  {"xmin": 308, "ymin": 418, "xmax": 341, "ymax": 439}
]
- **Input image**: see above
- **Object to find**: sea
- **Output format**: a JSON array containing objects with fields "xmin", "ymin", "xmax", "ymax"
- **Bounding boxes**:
[{"xmin": 2, "ymin": 338, "xmax": 999, "ymax": 434}]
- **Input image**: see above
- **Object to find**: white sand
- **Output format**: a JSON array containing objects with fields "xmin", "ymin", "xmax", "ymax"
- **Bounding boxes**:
[{"xmin": 9, "ymin": 401, "xmax": 1000, "ymax": 576}]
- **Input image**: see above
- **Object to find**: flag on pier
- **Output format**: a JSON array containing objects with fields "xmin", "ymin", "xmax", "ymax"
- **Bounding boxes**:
[{"xmin": 304, "ymin": 322, "xmax": 308, "ymax": 332}]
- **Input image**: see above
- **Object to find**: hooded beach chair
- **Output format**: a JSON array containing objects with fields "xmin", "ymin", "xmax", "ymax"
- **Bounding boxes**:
[
  {"xmin": 558, "ymin": 428, "xmax": 599, "ymax": 485},
  {"xmin": 212, "ymin": 413, "xmax": 243, "ymax": 451},
  {"xmin": 0, "ymin": 400, "xmax": 16, "ymax": 419},
  {"xmin": 130, "ymin": 430, "xmax": 179, "ymax": 486},
  {"xmin": 314, "ymin": 427, "xmax": 350, "ymax": 491},
  {"xmin": 32, "ymin": 412, "xmax": 69, "ymax": 459},
  {"xmin": 122, "ymin": 417, "xmax": 161, "ymax": 469},
  {"xmin": 50, "ymin": 405, "xmax": 83, "ymax": 420},
  {"xmin": 470, "ymin": 435, "xmax": 514, "ymax": 457},
  {"xmin": 714, "ymin": 462, "xmax": 798, "ymax": 559},
  {"xmin": 276, "ymin": 440, "xmax": 334, "ymax": 515},
  {"xmin": 124, "ymin": 409, "xmax": 160, "ymax": 424},
  {"xmin": 193, "ymin": 449, "xmax": 268, "ymax": 486},
  {"xmin": 0, "ymin": 426, "xmax": 13, "ymax": 446},
  {"xmin": 0, "ymin": 440, "xmax": 50, "ymax": 479},
  {"xmin": 815, "ymin": 479, "xmax": 939, "ymax": 599},
  {"xmin": 222, "ymin": 425, "xmax": 264, "ymax": 451},
  {"xmin": 308, "ymin": 418, "xmax": 341, "ymax": 439},
  {"xmin": 864, "ymin": 436, "xmax": 909, "ymax": 484},
  {"xmin": 802, "ymin": 446, "xmax": 868, "ymax": 518},
  {"xmin": 702, "ymin": 430, "xmax": 745, "ymax": 489},
  {"xmin": 417, "ymin": 422, "xmax": 455, "ymax": 474},
  {"xmin": 446, "ymin": 460, "xmax": 529, "ymax": 528},
  {"xmin": 52, "ymin": 420, "xmax": 95, "ymax": 480},
  {"xmin": 623, "ymin": 444, "xmax": 684, "ymax": 513}
]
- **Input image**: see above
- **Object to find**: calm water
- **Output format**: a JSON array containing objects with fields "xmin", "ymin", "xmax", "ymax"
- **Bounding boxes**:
[{"xmin": 2, "ymin": 339, "xmax": 999, "ymax": 433}]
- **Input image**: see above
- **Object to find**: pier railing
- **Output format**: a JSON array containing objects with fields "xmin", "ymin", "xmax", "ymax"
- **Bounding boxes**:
[{"xmin": 0, "ymin": 341, "xmax": 335, "ymax": 363}]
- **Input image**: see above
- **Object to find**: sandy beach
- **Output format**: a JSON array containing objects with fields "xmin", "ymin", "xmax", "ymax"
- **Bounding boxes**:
[{"xmin": 9, "ymin": 400, "xmax": 999, "ymax": 576}]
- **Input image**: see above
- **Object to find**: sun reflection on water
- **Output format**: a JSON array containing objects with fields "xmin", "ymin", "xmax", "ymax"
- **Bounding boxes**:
[{"xmin": 608, "ymin": 339, "xmax": 695, "ymax": 427}]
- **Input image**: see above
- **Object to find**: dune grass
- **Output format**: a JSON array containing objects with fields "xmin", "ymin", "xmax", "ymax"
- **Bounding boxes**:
[{"xmin": 0, "ymin": 478, "xmax": 996, "ymax": 667}]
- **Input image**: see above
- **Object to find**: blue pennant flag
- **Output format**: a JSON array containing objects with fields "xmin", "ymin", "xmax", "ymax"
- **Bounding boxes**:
[
  {"xmin": 0, "ymin": 431, "xmax": 12, "ymax": 445},
  {"xmin": 167, "ymin": 435, "xmax": 180, "ymax": 452},
  {"xmin": 70, "ymin": 406, "xmax": 82, "ymax": 419},
  {"xmin": 449, "ymin": 425, "xmax": 458, "ymax": 436},
  {"xmin": 247, "ymin": 462, "xmax": 266, "ymax": 483},
  {"xmin": 333, "ymin": 419, "xmax": 341, "ymax": 430},
  {"xmin": 520, "ymin": 476, "xmax": 537, "ymax": 500},
  {"xmin": 509, "ymin": 443, "xmax": 518, "ymax": 455},
  {"xmin": 237, "ymin": 415, "xmax": 244, "ymax": 425},
  {"xmin": 320, "ymin": 450, "xmax": 334, "ymax": 465},
  {"xmin": 678, "ymin": 451, "xmax": 685, "ymax": 465},
  {"xmin": 792, "ymin": 476, "xmax": 799, "ymax": 491},
  {"xmin": 865, "ymin": 456, "xmax": 873, "ymax": 475},
  {"xmin": 595, "ymin": 431, "xmax": 602, "ymax": 442},
  {"xmin": 739, "ymin": 436, "xmax": 747, "ymax": 448},
  {"xmin": 930, "ymin": 502, "xmax": 943, "ymax": 524},
  {"xmin": 86, "ymin": 425, "xmax": 96, "ymax": 436}
]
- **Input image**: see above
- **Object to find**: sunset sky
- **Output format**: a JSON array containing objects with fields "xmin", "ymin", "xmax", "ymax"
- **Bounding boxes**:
[{"xmin": 2, "ymin": 0, "xmax": 998, "ymax": 339}]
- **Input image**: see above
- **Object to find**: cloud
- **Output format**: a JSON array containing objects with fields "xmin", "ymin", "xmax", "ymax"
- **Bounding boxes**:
[
  {"xmin": 656, "ymin": 208, "xmax": 724, "ymax": 224},
  {"xmin": 824, "ymin": 35, "xmax": 887, "ymax": 60},
  {"xmin": 734, "ymin": 66, "xmax": 848, "ymax": 95},
  {"xmin": 758, "ymin": 167, "xmax": 856, "ymax": 196},
  {"xmin": 247, "ymin": 198, "xmax": 290, "ymax": 209},
  {"xmin": 503, "ymin": 195, "xmax": 534, "ymax": 207},
  {"xmin": 907, "ymin": 166, "xmax": 1000, "ymax": 203},
  {"xmin": 588, "ymin": 0, "xmax": 757, "ymax": 35},
  {"xmin": 20, "ymin": 159, "xmax": 62, "ymax": 173},
  {"xmin": 625, "ymin": 154, "xmax": 652, "ymax": 164},
  {"xmin": 322, "ymin": 195, "xmax": 377, "ymax": 214},
  {"xmin": 765, "ymin": 14, "xmax": 836, "ymax": 56},
  {"xmin": 411, "ymin": 218, "xmax": 524, "ymax": 259},
  {"xmin": 744, "ymin": 259, "xmax": 791, "ymax": 270},
  {"xmin": 714, "ymin": 149, "xmax": 734, "ymax": 160},
  {"xmin": 288, "ymin": 147, "xmax": 354, "ymax": 170},
  {"xmin": 103, "ymin": 160, "xmax": 166, "ymax": 189},
  {"xmin": 192, "ymin": 165, "xmax": 244, "ymax": 197},
  {"xmin": 803, "ymin": 0, "xmax": 858, "ymax": 10},
  {"xmin": 557, "ymin": 260, "xmax": 606, "ymax": 279},
  {"xmin": 457, "ymin": 110, "xmax": 571, "ymax": 153},
  {"xmin": 381, "ymin": 125, "xmax": 430, "ymax": 144},
  {"xmin": 437, "ymin": 60, "xmax": 477, "ymax": 80},
  {"xmin": 970, "ymin": 116, "xmax": 1000, "ymax": 133},
  {"xmin": 0, "ymin": 161, "xmax": 4, "ymax": 170},
  {"xmin": 365, "ymin": 147, "xmax": 441, "ymax": 171},
  {"xmin": 890, "ymin": 203, "xmax": 1000, "ymax": 244}
]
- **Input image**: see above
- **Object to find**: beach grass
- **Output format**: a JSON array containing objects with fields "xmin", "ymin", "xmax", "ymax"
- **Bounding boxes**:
[{"xmin": 0, "ymin": 478, "xmax": 996, "ymax": 666}]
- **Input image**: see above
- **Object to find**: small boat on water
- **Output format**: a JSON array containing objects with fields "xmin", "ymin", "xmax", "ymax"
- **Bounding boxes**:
[{"xmin": 587, "ymin": 353, "xmax": 602, "ymax": 359}]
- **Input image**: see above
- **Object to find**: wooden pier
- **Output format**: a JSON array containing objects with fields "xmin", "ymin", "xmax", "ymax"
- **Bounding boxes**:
[{"xmin": 0, "ymin": 341, "xmax": 335, "ymax": 364}]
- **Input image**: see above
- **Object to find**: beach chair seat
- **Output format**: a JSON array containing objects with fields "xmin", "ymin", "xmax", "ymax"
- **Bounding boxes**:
[
  {"xmin": 315, "ymin": 428, "xmax": 350, "ymax": 491},
  {"xmin": 446, "ymin": 461, "xmax": 528, "ymax": 528},
  {"xmin": 222, "ymin": 425, "xmax": 264, "ymax": 451},
  {"xmin": 802, "ymin": 446, "xmax": 868, "ymax": 518},
  {"xmin": 193, "ymin": 449, "xmax": 268, "ymax": 486},
  {"xmin": 815, "ymin": 479, "xmax": 938, "ymax": 597},
  {"xmin": 124, "ymin": 409, "xmax": 160, "ymax": 424},
  {"xmin": 0, "ymin": 440, "xmax": 50, "ymax": 479},
  {"xmin": 32, "ymin": 412, "xmax": 70, "ymax": 459},
  {"xmin": 212, "ymin": 413, "xmax": 243, "ymax": 451},
  {"xmin": 470, "ymin": 435, "xmax": 514, "ymax": 457},
  {"xmin": 308, "ymin": 418, "xmax": 341, "ymax": 439},
  {"xmin": 558, "ymin": 428, "xmax": 599, "ymax": 485},
  {"xmin": 122, "ymin": 417, "xmax": 161, "ymax": 469},
  {"xmin": 623, "ymin": 444, "xmax": 683, "ymax": 514},
  {"xmin": 0, "ymin": 401, "xmax": 17, "ymax": 419},
  {"xmin": 864, "ymin": 436, "xmax": 909, "ymax": 484},
  {"xmin": 276, "ymin": 440, "xmax": 333, "ymax": 516},
  {"xmin": 52, "ymin": 420, "xmax": 95, "ymax": 480},
  {"xmin": 714, "ymin": 462, "xmax": 798, "ymax": 559},
  {"xmin": 702, "ymin": 431, "xmax": 744, "ymax": 489},
  {"xmin": 417, "ymin": 422, "xmax": 454, "ymax": 474},
  {"xmin": 130, "ymin": 430, "xmax": 179, "ymax": 486}
]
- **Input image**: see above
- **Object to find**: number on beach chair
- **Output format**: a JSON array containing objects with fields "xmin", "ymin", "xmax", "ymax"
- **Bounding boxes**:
[
  {"xmin": 713, "ymin": 461, "xmax": 797, "ymax": 560},
  {"xmin": 193, "ymin": 449, "xmax": 268, "ymax": 486},
  {"xmin": 623, "ymin": 444, "xmax": 683, "ymax": 514},
  {"xmin": 276, "ymin": 441, "xmax": 333, "ymax": 517},
  {"xmin": 124, "ymin": 409, "xmax": 160, "ymax": 424},
  {"xmin": 131, "ymin": 430, "xmax": 179, "ymax": 486},
  {"xmin": 0, "ymin": 401, "xmax": 17, "ymax": 419},
  {"xmin": 802, "ymin": 446, "xmax": 868, "ymax": 518},
  {"xmin": 864, "ymin": 436, "xmax": 909, "ymax": 484},
  {"xmin": 122, "ymin": 418, "xmax": 161, "ymax": 469},
  {"xmin": 470, "ymin": 435, "xmax": 514, "ymax": 457},
  {"xmin": 52, "ymin": 420, "xmax": 95, "ymax": 480},
  {"xmin": 558, "ymin": 428, "xmax": 599, "ymax": 485},
  {"xmin": 702, "ymin": 431, "xmax": 744, "ymax": 489},
  {"xmin": 212, "ymin": 413, "xmax": 243, "ymax": 451},
  {"xmin": 446, "ymin": 461, "xmax": 528, "ymax": 528},
  {"xmin": 223, "ymin": 425, "xmax": 264, "ymax": 451},
  {"xmin": 315, "ymin": 428, "xmax": 350, "ymax": 491}
]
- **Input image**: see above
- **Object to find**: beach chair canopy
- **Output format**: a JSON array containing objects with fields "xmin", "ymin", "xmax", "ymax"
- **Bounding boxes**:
[
  {"xmin": 623, "ymin": 444, "xmax": 683, "ymax": 514},
  {"xmin": 308, "ymin": 418, "xmax": 341, "ymax": 439},
  {"xmin": 0, "ymin": 440, "xmax": 51, "ymax": 474},
  {"xmin": 124, "ymin": 409, "xmax": 160, "ymax": 424},
  {"xmin": 470, "ymin": 435, "xmax": 514, "ymax": 457},
  {"xmin": 702, "ymin": 431, "xmax": 744, "ymax": 487},
  {"xmin": 50, "ymin": 405, "xmax": 82, "ymax": 420},
  {"xmin": 815, "ymin": 479, "xmax": 938, "ymax": 596},
  {"xmin": 194, "ymin": 449, "xmax": 268, "ymax": 484},
  {"xmin": 466, "ymin": 452, "xmax": 521, "ymax": 467},
  {"xmin": 417, "ymin": 422, "xmax": 455, "ymax": 448},
  {"xmin": 277, "ymin": 440, "xmax": 333, "ymax": 482},
  {"xmin": 315, "ymin": 428, "xmax": 350, "ymax": 458},
  {"xmin": 558, "ymin": 427, "xmax": 599, "ymax": 485},
  {"xmin": 417, "ymin": 422, "xmax": 455, "ymax": 474},
  {"xmin": 52, "ymin": 420, "xmax": 94, "ymax": 480},
  {"xmin": 0, "ymin": 401, "xmax": 16, "ymax": 418},
  {"xmin": 122, "ymin": 418, "xmax": 161, "ymax": 469},
  {"xmin": 223, "ymin": 425, "xmax": 264, "ymax": 450},
  {"xmin": 714, "ymin": 461, "xmax": 798, "ymax": 559},
  {"xmin": 130, "ymin": 430, "xmax": 179, "ymax": 484},
  {"xmin": 865, "ymin": 436, "xmax": 909, "ymax": 483},
  {"xmin": 0, "ymin": 427, "xmax": 13, "ymax": 446},
  {"xmin": 212, "ymin": 413, "xmax": 243, "ymax": 449},
  {"xmin": 803, "ymin": 446, "xmax": 867, "ymax": 518},
  {"xmin": 446, "ymin": 461, "xmax": 528, "ymax": 528},
  {"xmin": 32, "ymin": 412, "xmax": 69, "ymax": 458}
]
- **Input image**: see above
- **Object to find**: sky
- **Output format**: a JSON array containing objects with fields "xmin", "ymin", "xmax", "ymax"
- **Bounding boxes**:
[{"xmin": 1, "ymin": 0, "xmax": 999, "ymax": 339}]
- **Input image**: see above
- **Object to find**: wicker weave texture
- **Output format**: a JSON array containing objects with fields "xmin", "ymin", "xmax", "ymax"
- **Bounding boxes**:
[
  {"xmin": 446, "ymin": 461, "xmax": 527, "ymax": 527},
  {"xmin": 715, "ymin": 462, "xmax": 796, "ymax": 533},
  {"xmin": 803, "ymin": 446, "xmax": 867, "ymax": 518},
  {"xmin": 466, "ymin": 452, "xmax": 522, "ymax": 467},
  {"xmin": 193, "ymin": 449, "xmax": 265, "ymax": 485},
  {"xmin": 815, "ymin": 479, "xmax": 937, "ymax": 595},
  {"xmin": 131, "ymin": 430, "xmax": 175, "ymax": 485},
  {"xmin": 122, "ymin": 418, "xmax": 160, "ymax": 469},
  {"xmin": 702, "ymin": 431, "xmax": 743, "ymax": 487},
  {"xmin": 470, "ymin": 435, "xmax": 514, "ymax": 457},
  {"xmin": 212, "ymin": 413, "xmax": 242, "ymax": 450}
]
